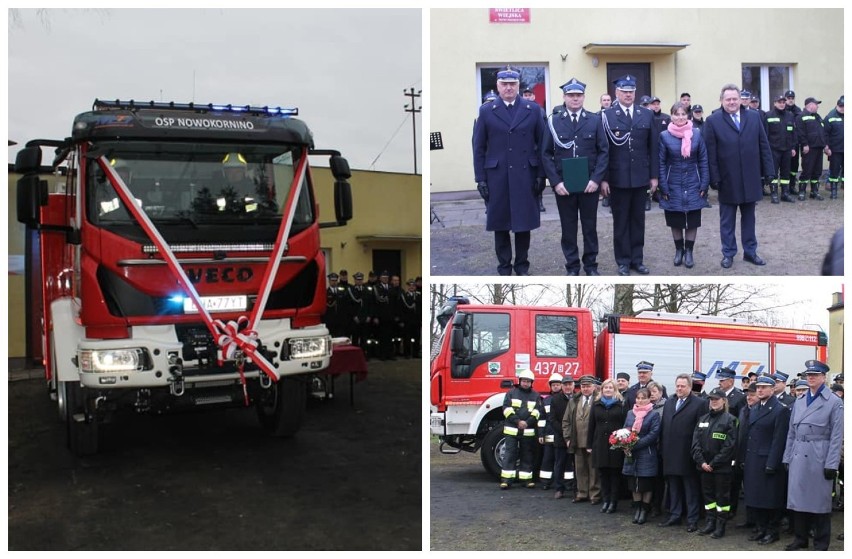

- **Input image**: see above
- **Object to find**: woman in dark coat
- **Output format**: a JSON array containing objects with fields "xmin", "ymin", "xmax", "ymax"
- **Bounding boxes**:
[
  {"xmin": 622, "ymin": 387, "xmax": 661, "ymax": 524},
  {"xmin": 588, "ymin": 379, "xmax": 628, "ymax": 514},
  {"xmin": 658, "ymin": 102, "xmax": 710, "ymax": 269}
]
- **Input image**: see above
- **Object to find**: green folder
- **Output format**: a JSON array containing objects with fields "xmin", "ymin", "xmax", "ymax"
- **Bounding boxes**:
[{"xmin": 561, "ymin": 156, "xmax": 589, "ymax": 193}]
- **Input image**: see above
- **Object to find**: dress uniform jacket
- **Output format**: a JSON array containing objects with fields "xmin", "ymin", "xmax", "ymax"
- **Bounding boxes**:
[
  {"xmin": 742, "ymin": 394, "xmax": 790, "ymax": 509},
  {"xmin": 783, "ymin": 387, "xmax": 844, "ymax": 513},
  {"xmin": 725, "ymin": 387, "xmax": 747, "ymax": 419},
  {"xmin": 587, "ymin": 399, "xmax": 628, "ymax": 469},
  {"xmin": 703, "ymin": 108, "xmax": 775, "ymax": 205},
  {"xmin": 660, "ymin": 394, "xmax": 710, "ymax": 476},
  {"xmin": 541, "ymin": 107, "xmax": 609, "ymax": 187},
  {"xmin": 601, "ymin": 105, "xmax": 659, "ymax": 188},
  {"xmin": 473, "ymin": 97, "xmax": 544, "ymax": 233},
  {"xmin": 621, "ymin": 409, "xmax": 661, "ymax": 478}
]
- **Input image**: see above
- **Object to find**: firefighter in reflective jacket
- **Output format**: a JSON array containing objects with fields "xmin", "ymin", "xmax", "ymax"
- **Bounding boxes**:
[
  {"xmin": 538, "ymin": 373, "xmax": 565, "ymax": 488},
  {"xmin": 501, "ymin": 369, "xmax": 543, "ymax": 489}
]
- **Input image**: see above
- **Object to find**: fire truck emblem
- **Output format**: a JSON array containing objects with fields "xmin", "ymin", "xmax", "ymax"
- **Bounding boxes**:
[{"xmin": 488, "ymin": 362, "xmax": 500, "ymax": 375}]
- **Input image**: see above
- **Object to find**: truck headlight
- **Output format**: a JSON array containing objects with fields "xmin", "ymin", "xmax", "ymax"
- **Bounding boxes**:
[
  {"xmin": 79, "ymin": 348, "xmax": 148, "ymax": 373},
  {"xmin": 287, "ymin": 336, "xmax": 331, "ymax": 360}
]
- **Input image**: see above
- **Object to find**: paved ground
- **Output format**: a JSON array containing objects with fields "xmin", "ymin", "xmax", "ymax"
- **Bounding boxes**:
[{"xmin": 430, "ymin": 186, "xmax": 843, "ymax": 277}]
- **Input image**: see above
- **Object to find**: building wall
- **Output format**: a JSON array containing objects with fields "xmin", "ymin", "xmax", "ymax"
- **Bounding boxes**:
[
  {"xmin": 827, "ymin": 293, "xmax": 844, "ymax": 375},
  {"xmin": 7, "ymin": 168, "xmax": 421, "ymax": 361},
  {"xmin": 430, "ymin": 7, "xmax": 844, "ymax": 193}
]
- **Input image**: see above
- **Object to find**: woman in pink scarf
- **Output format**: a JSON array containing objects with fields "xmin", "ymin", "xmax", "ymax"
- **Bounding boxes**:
[
  {"xmin": 658, "ymin": 102, "xmax": 710, "ymax": 268},
  {"xmin": 622, "ymin": 388, "xmax": 661, "ymax": 524}
]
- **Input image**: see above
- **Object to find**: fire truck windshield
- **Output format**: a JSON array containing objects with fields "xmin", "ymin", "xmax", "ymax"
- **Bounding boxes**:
[{"xmin": 86, "ymin": 141, "xmax": 313, "ymax": 242}]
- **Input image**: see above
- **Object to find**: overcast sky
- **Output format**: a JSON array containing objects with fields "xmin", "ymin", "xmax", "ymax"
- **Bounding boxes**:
[{"xmin": 7, "ymin": 8, "xmax": 422, "ymax": 173}]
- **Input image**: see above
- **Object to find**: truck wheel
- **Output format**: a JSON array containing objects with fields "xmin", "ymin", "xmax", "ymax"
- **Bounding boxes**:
[
  {"xmin": 63, "ymin": 381, "xmax": 99, "ymax": 456},
  {"xmin": 256, "ymin": 376, "xmax": 306, "ymax": 437},
  {"xmin": 480, "ymin": 426, "xmax": 508, "ymax": 480}
]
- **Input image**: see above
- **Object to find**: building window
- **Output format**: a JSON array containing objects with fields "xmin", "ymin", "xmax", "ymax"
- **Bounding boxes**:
[
  {"xmin": 742, "ymin": 64, "xmax": 794, "ymax": 106},
  {"xmin": 478, "ymin": 64, "xmax": 548, "ymax": 110}
]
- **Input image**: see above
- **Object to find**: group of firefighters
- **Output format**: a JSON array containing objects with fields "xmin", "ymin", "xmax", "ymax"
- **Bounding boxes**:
[
  {"xmin": 322, "ymin": 270, "xmax": 422, "ymax": 360},
  {"xmin": 499, "ymin": 360, "xmax": 843, "ymax": 550}
]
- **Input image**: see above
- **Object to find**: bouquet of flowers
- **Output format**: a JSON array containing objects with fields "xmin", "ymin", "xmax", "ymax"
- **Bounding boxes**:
[{"xmin": 609, "ymin": 428, "xmax": 639, "ymax": 463}]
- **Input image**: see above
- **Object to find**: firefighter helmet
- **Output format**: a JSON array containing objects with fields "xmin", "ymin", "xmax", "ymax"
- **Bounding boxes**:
[
  {"xmin": 548, "ymin": 373, "xmax": 563, "ymax": 384},
  {"xmin": 517, "ymin": 369, "xmax": 535, "ymax": 382}
]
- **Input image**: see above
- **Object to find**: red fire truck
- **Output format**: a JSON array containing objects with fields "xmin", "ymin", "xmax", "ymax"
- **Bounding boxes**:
[
  {"xmin": 16, "ymin": 99, "xmax": 353, "ymax": 455},
  {"xmin": 431, "ymin": 302, "xmax": 827, "ymax": 478},
  {"xmin": 429, "ymin": 298, "xmax": 596, "ymax": 477}
]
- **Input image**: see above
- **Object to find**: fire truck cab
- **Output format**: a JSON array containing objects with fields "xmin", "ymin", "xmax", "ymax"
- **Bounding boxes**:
[
  {"xmin": 16, "ymin": 99, "xmax": 353, "ymax": 455},
  {"xmin": 429, "ymin": 299, "xmax": 595, "ymax": 478}
]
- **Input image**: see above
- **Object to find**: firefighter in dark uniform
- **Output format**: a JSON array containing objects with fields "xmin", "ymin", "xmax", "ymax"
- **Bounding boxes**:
[
  {"xmin": 601, "ymin": 74, "xmax": 659, "ymax": 276},
  {"xmin": 764, "ymin": 94, "xmax": 797, "ymax": 203},
  {"xmin": 824, "ymin": 95, "xmax": 844, "ymax": 199},
  {"xmin": 399, "ymin": 279, "xmax": 421, "ymax": 358},
  {"xmin": 538, "ymin": 373, "xmax": 565, "ymax": 489},
  {"xmin": 345, "ymin": 272, "xmax": 372, "ymax": 352},
  {"xmin": 692, "ymin": 371, "xmax": 709, "ymax": 398},
  {"xmin": 551, "ymin": 374, "xmax": 576, "ymax": 499},
  {"xmin": 716, "ymin": 367, "xmax": 747, "ymax": 419},
  {"xmin": 322, "ymin": 273, "xmax": 347, "ymax": 337},
  {"xmin": 774, "ymin": 370, "xmax": 797, "ymax": 407},
  {"xmin": 372, "ymin": 271, "xmax": 395, "ymax": 360},
  {"xmin": 742, "ymin": 375, "xmax": 791, "ymax": 545},
  {"xmin": 500, "ymin": 369, "xmax": 543, "ymax": 489},
  {"xmin": 796, "ymin": 97, "xmax": 827, "ymax": 200},
  {"xmin": 541, "ymin": 77, "xmax": 609, "ymax": 276},
  {"xmin": 784, "ymin": 90, "xmax": 803, "ymax": 195}
]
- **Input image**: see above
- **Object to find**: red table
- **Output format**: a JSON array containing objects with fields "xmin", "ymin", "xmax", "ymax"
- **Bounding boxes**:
[{"xmin": 322, "ymin": 344, "xmax": 368, "ymax": 405}]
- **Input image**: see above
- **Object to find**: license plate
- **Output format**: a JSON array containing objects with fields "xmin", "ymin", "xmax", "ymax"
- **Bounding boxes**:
[
  {"xmin": 183, "ymin": 295, "xmax": 247, "ymax": 313},
  {"xmin": 430, "ymin": 416, "xmax": 443, "ymax": 429}
]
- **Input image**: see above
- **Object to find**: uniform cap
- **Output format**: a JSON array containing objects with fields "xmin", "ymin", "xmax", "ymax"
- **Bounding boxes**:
[
  {"xmin": 339, "ymin": 269, "xmax": 348, "ymax": 276},
  {"xmin": 353, "ymin": 272, "xmax": 364, "ymax": 280},
  {"xmin": 562, "ymin": 374, "xmax": 575, "ymax": 383},
  {"xmin": 548, "ymin": 373, "xmax": 564, "ymax": 384},
  {"xmin": 522, "ymin": 87, "xmax": 532, "ymax": 94},
  {"xmin": 482, "ymin": 90, "xmax": 498, "ymax": 103},
  {"xmin": 578, "ymin": 375, "xmax": 598, "ymax": 385},
  {"xmin": 616, "ymin": 372, "xmax": 630, "ymax": 381},
  {"xmin": 803, "ymin": 359, "xmax": 829, "ymax": 375},
  {"xmin": 636, "ymin": 360, "xmax": 654, "ymax": 371},
  {"xmin": 560, "ymin": 78, "xmax": 586, "ymax": 94},
  {"xmin": 517, "ymin": 369, "xmax": 535, "ymax": 382},
  {"xmin": 613, "ymin": 74, "xmax": 637, "ymax": 91},
  {"xmin": 496, "ymin": 66, "xmax": 520, "ymax": 82},
  {"xmin": 747, "ymin": 371, "xmax": 758, "ymax": 379},
  {"xmin": 692, "ymin": 104, "xmax": 704, "ymax": 112},
  {"xmin": 692, "ymin": 371, "xmax": 707, "ymax": 382},
  {"xmin": 649, "ymin": 96, "xmax": 661, "ymax": 104},
  {"xmin": 804, "ymin": 97, "xmax": 822, "ymax": 106},
  {"xmin": 740, "ymin": 90, "xmax": 752, "ymax": 100},
  {"xmin": 774, "ymin": 94, "xmax": 787, "ymax": 103},
  {"xmin": 754, "ymin": 375, "xmax": 776, "ymax": 386},
  {"xmin": 715, "ymin": 367, "xmax": 737, "ymax": 380},
  {"xmin": 838, "ymin": 95, "xmax": 844, "ymax": 106},
  {"xmin": 795, "ymin": 379, "xmax": 809, "ymax": 389},
  {"xmin": 639, "ymin": 95, "xmax": 652, "ymax": 106},
  {"xmin": 773, "ymin": 371, "xmax": 789, "ymax": 382},
  {"xmin": 785, "ymin": 90, "xmax": 796, "ymax": 98},
  {"xmin": 834, "ymin": 373, "xmax": 844, "ymax": 382},
  {"xmin": 708, "ymin": 387, "xmax": 726, "ymax": 399},
  {"xmin": 327, "ymin": 273, "xmax": 339, "ymax": 280},
  {"xmin": 406, "ymin": 278, "xmax": 416, "ymax": 285}
]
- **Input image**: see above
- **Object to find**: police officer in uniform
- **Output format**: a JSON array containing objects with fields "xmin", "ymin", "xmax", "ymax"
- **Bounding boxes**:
[
  {"xmin": 625, "ymin": 360, "xmax": 667, "ymax": 408},
  {"xmin": 716, "ymin": 367, "xmax": 747, "ymax": 419},
  {"xmin": 541, "ymin": 77, "xmax": 609, "ymax": 276},
  {"xmin": 500, "ymin": 369, "xmax": 543, "ymax": 489},
  {"xmin": 784, "ymin": 90, "xmax": 804, "ymax": 195},
  {"xmin": 399, "ymin": 279, "xmax": 421, "ymax": 358},
  {"xmin": 692, "ymin": 371, "xmax": 709, "ymax": 398},
  {"xmin": 764, "ymin": 94, "xmax": 797, "ymax": 203},
  {"xmin": 773, "ymin": 370, "xmax": 797, "ymax": 407},
  {"xmin": 322, "ymin": 273, "xmax": 347, "ymax": 337},
  {"xmin": 601, "ymin": 74, "xmax": 659, "ymax": 276},
  {"xmin": 796, "ymin": 97, "xmax": 828, "ymax": 200},
  {"xmin": 824, "ymin": 96, "xmax": 844, "ymax": 199}
]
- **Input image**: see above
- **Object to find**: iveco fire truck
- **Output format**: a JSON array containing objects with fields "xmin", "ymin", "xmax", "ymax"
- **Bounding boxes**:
[
  {"xmin": 16, "ymin": 99, "xmax": 353, "ymax": 455},
  {"xmin": 430, "ymin": 301, "xmax": 827, "ymax": 478}
]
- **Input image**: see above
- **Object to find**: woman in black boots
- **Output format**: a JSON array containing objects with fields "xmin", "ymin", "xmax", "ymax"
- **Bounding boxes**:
[
  {"xmin": 622, "ymin": 388, "xmax": 661, "ymax": 524},
  {"xmin": 658, "ymin": 102, "xmax": 710, "ymax": 268}
]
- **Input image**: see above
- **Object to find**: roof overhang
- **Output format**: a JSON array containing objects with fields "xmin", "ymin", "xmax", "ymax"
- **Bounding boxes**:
[
  {"xmin": 356, "ymin": 235, "xmax": 421, "ymax": 244},
  {"xmin": 583, "ymin": 43, "xmax": 689, "ymax": 55}
]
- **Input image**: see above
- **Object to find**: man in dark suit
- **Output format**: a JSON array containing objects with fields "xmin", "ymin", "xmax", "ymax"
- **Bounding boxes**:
[
  {"xmin": 658, "ymin": 373, "xmax": 710, "ymax": 532},
  {"xmin": 600, "ymin": 74, "xmax": 659, "ymax": 276},
  {"xmin": 742, "ymin": 375, "xmax": 791, "ymax": 545},
  {"xmin": 703, "ymin": 84, "xmax": 775, "ymax": 269},
  {"xmin": 473, "ymin": 66, "xmax": 545, "ymax": 276},
  {"xmin": 541, "ymin": 77, "xmax": 609, "ymax": 276}
]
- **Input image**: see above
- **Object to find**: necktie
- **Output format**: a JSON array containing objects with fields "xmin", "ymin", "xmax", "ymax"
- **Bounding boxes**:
[
  {"xmin": 625, "ymin": 107, "xmax": 632, "ymax": 120},
  {"xmin": 675, "ymin": 398, "xmax": 684, "ymax": 412},
  {"xmin": 583, "ymin": 396, "xmax": 589, "ymax": 409},
  {"xmin": 732, "ymin": 112, "xmax": 740, "ymax": 130},
  {"xmin": 572, "ymin": 113, "xmax": 578, "ymax": 125}
]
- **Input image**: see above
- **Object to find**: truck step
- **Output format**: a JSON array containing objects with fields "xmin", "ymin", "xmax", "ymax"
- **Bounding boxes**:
[{"xmin": 193, "ymin": 395, "xmax": 233, "ymax": 406}]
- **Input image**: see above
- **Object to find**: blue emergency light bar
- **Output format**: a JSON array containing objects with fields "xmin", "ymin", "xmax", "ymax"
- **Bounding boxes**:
[{"xmin": 93, "ymin": 99, "xmax": 299, "ymax": 117}]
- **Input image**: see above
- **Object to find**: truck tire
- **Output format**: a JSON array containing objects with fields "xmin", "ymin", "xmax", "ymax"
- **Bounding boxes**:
[
  {"xmin": 63, "ymin": 381, "xmax": 99, "ymax": 456},
  {"xmin": 256, "ymin": 376, "xmax": 306, "ymax": 437},
  {"xmin": 480, "ymin": 426, "xmax": 508, "ymax": 479}
]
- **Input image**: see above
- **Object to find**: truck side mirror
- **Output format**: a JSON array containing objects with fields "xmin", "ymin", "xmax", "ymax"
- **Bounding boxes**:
[
  {"xmin": 14, "ymin": 146, "xmax": 42, "ymax": 174},
  {"xmin": 17, "ymin": 175, "xmax": 48, "ymax": 227},
  {"xmin": 450, "ymin": 327, "xmax": 464, "ymax": 353},
  {"xmin": 334, "ymin": 179, "xmax": 352, "ymax": 223},
  {"xmin": 329, "ymin": 155, "xmax": 351, "ymax": 180}
]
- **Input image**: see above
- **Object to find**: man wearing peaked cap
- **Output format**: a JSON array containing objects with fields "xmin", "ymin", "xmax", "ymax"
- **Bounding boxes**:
[
  {"xmin": 715, "ymin": 367, "xmax": 747, "ymax": 419},
  {"xmin": 601, "ymin": 74, "xmax": 659, "ymax": 277},
  {"xmin": 473, "ymin": 65, "xmax": 545, "ymax": 276},
  {"xmin": 773, "ymin": 371, "xmax": 796, "ymax": 406},
  {"xmin": 823, "ymin": 95, "xmax": 844, "ymax": 199},
  {"xmin": 692, "ymin": 371, "xmax": 708, "ymax": 398},
  {"xmin": 545, "ymin": 373, "xmax": 576, "ymax": 499},
  {"xmin": 625, "ymin": 361, "xmax": 665, "ymax": 408},
  {"xmin": 482, "ymin": 89, "xmax": 498, "ymax": 104},
  {"xmin": 783, "ymin": 360, "xmax": 843, "ymax": 550},
  {"xmin": 615, "ymin": 372, "xmax": 630, "ymax": 395},
  {"xmin": 796, "ymin": 96, "xmax": 828, "ymax": 200},
  {"xmin": 781, "ymin": 90, "xmax": 804, "ymax": 195},
  {"xmin": 541, "ymin": 76, "xmax": 609, "ymax": 277},
  {"xmin": 322, "ymin": 272, "xmax": 346, "ymax": 337},
  {"xmin": 765, "ymin": 92, "xmax": 798, "ymax": 203},
  {"xmin": 563, "ymin": 371, "xmax": 600, "ymax": 503}
]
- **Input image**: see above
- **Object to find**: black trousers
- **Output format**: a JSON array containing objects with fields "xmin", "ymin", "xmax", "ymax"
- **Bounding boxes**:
[
  {"xmin": 700, "ymin": 472, "xmax": 732, "ymax": 515},
  {"xmin": 609, "ymin": 186, "xmax": 647, "ymax": 266},
  {"xmin": 494, "ymin": 230, "xmax": 531, "ymax": 276},
  {"xmin": 553, "ymin": 445, "xmax": 573, "ymax": 492},
  {"xmin": 599, "ymin": 467, "xmax": 622, "ymax": 503},
  {"xmin": 554, "ymin": 191, "xmax": 599, "ymax": 273},
  {"xmin": 791, "ymin": 510, "xmax": 832, "ymax": 550},
  {"xmin": 667, "ymin": 472, "xmax": 702, "ymax": 525},
  {"xmin": 800, "ymin": 147, "xmax": 824, "ymax": 185},
  {"xmin": 502, "ymin": 435, "xmax": 536, "ymax": 483},
  {"xmin": 770, "ymin": 148, "xmax": 792, "ymax": 189},
  {"xmin": 829, "ymin": 151, "xmax": 844, "ymax": 185}
]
